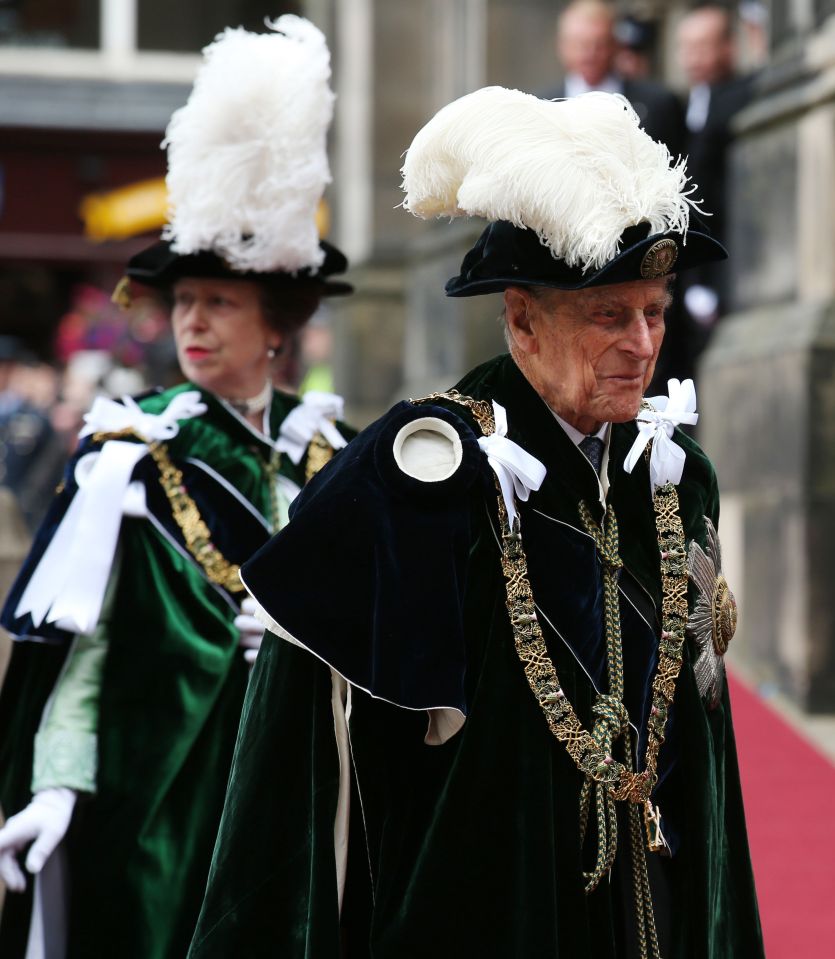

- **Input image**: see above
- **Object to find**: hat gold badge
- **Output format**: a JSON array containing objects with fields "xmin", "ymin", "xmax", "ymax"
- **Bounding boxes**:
[{"xmin": 640, "ymin": 238, "xmax": 678, "ymax": 278}]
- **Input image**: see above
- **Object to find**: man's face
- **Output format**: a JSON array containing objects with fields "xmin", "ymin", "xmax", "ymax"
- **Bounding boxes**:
[
  {"xmin": 677, "ymin": 9, "xmax": 735, "ymax": 87},
  {"xmin": 506, "ymin": 278, "xmax": 670, "ymax": 434},
  {"xmin": 557, "ymin": 10, "xmax": 617, "ymax": 87}
]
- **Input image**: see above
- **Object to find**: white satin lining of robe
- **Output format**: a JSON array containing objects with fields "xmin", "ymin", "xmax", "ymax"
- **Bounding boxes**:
[
  {"xmin": 330, "ymin": 671, "xmax": 351, "ymax": 913},
  {"xmin": 392, "ymin": 417, "xmax": 463, "ymax": 482}
]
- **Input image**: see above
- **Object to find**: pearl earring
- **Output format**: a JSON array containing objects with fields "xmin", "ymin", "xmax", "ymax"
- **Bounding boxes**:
[{"xmin": 267, "ymin": 347, "xmax": 277, "ymax": 359}]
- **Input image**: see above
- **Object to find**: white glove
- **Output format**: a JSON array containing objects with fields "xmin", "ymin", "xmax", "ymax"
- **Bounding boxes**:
[
  {"xmin": 0, "ymin": 787, "xmax": 76, "ymax": 892},
  {"xmin": 235, "ymin": 596, "xmax": 265, "ymax": 665}
]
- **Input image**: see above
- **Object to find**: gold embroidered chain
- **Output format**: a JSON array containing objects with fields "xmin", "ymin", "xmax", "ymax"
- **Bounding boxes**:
[
  {"xmin": 305, "ymin": 431, "xmax": 337, "ymax": 483},
  {"xmin": 146, "ymin": 440, "xmax": 244, "ymax": 593},
  {"xmin": 415, "ymin": 390, "xmax": 496, "ymax": 435}
]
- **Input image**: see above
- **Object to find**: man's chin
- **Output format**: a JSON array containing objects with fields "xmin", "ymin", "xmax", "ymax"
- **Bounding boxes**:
[{"xmin": 601, "ymin": 395, "xmax": 644, "ymax": 424}]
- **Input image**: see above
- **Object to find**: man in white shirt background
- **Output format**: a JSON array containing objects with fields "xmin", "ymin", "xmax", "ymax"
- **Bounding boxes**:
[
  {"xmin": 676, "ymin": 2, "xmax": 754, "ymax": 380},
  {"xmin": 541, "ymin": 0, "xmax": 685, "ymax": 160}
]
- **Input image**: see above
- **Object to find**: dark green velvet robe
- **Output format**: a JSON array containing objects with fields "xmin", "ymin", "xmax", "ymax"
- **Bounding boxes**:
[
  {"xmin": 0, "ymin": 384, "xmax": 351, "ymax": 959},
  {"xmin": 189, "ymin": 354, "xmax": 763, "ymax": 958}
]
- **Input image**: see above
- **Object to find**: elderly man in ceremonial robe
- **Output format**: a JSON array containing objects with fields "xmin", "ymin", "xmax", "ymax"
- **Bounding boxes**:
[{"xmin": 189, "ymin": 89, "xmax": 764, "ymax": 959}]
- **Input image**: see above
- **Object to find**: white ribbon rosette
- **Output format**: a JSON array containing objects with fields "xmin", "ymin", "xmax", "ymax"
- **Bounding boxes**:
[
  {"xmin": 624, "ymin": 378, "xmax": 698, "ymax": 489},
  {"xmin": 477, "ymin": 401, "xmax": 546, "ymax": 526},
  {"xmin": 275, "ymin": 391, "xmax": 347, "ymax": 465},
  {"xmin": 15, "ymin": 392, "xmax": 207, "ymax": 635},
  {"xmin": 77, "ymin": 392, "xmax": 205, "ymax": 443}
]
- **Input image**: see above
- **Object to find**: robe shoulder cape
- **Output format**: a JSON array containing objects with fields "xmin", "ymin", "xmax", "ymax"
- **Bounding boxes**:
[
  {"xmin": 189, "ymin": 355, "xmax": 763, "ymax": 959},
  {"xmin": 0, "ymin": 383, "xmax": 353, "ymax": 959}
]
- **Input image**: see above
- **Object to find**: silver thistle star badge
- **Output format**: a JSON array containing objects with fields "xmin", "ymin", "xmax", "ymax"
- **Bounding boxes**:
[{"xmin": 686, "ymin": 517, "xmax": 737, "ymax": 709}]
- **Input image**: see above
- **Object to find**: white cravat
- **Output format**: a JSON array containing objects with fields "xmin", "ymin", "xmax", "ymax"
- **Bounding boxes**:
[{"xmin": 564, "ymin": 72, "xmax": 623, "ymax": 98}]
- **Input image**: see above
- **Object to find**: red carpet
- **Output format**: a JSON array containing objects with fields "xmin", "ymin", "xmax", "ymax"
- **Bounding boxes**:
[{"xmin": 728, "ymin": 671, "xmax": 835, "ymax": 958}]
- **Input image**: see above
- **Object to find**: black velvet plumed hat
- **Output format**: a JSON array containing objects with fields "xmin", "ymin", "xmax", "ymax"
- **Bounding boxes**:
[
  {"xmin": 445, "ymin": 220, "xmax": 726, "ymax": 296},
  {"xmin": 401, "ymin": 86, "xmax": 726, "ymax": 295},
  {"xmin": 124, "ymin": 238, "xmax": 353, "ymax": 297}
]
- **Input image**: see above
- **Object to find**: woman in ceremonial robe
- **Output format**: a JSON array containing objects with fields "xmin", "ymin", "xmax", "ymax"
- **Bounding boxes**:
[{"xmin": 0, "ymin": 16, "xmax": 354, "ymax": 959}]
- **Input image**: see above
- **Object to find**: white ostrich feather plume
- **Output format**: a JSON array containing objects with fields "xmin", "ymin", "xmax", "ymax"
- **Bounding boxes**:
[
  {"xmin": 401, "ymin": 87, "xmax": 695, "ymax": 273},
  {"xmin": 163, "ymin": 15, "xmax": 333, "ymax": 274}
]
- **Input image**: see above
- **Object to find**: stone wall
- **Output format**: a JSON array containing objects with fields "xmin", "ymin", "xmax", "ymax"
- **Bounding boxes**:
[
  {"xmin": 699, "ymin": 12, "xmax": 835, "ymax": 710},
  {"xmin": 322, "ymin": 0, "xmax": 558, "ymax": 426}
]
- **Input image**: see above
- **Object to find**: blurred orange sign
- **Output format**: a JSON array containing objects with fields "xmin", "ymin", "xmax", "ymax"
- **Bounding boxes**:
[
  {"xmin": 79, "ymin": 178, "xmax": 169, "ymax": 242},
  {"xmin": 80, "ymin": 179, "xmax": 331, "ymax": 242}
]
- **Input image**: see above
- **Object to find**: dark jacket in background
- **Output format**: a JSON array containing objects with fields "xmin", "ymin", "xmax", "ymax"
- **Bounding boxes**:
[
  {"xmin": 541, "ymin": 77, "xmax": 686, "ymax": 161},
  {"xmin": 684, "ymin": 73, "xmax": 754, "ymax": 302}
]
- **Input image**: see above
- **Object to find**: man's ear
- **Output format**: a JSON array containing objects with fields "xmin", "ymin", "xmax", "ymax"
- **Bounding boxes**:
[{"xmin": 504, "ymin": 286, "xmax": 540, "ymax": 355}]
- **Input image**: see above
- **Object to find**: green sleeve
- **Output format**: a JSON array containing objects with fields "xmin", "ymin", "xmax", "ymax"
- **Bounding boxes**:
[{"xmin": 30, "ymin": 553, "xmax": 120, "ymax": 795}]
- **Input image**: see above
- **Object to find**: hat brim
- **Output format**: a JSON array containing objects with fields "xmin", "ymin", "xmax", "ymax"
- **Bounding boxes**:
[
  {"xmin": 125, "ymin": 239, "xmax": 353, "ymax": 297},
  {"xmin": 444, "ymin": 221, "xmax": 727, "ymax": 297}
]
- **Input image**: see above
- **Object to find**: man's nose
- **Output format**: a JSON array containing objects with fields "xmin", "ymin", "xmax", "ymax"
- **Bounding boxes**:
[{"xmin": 622, "ymin": 313, "xmax": 655, "ymax": 360}]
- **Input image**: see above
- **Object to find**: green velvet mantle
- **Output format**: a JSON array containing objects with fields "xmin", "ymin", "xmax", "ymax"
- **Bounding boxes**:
[
  {"xmin": 0, "ymin": 384, "xmax": 349, "ymax": 959},
  {"xmin": 189, "ymin": 355, "xmax": 763, "ymax": 958}
]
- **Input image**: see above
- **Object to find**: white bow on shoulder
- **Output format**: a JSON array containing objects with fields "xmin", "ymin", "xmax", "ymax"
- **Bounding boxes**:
[
  {"xmin": 15, "ymin": 391, "xmax": 207, "ymax": 635},
  {"xmin": 79, "ymin": 390, "xmax": 207, "ymax": 442},
  {"xmin": 624, "ymin": 378, "xmax": 698, "ymax": 489},
  {"xmin": 275, "ymin": 391, "xmax": 347, "ymax": 464},
  {"xmin": 478, "ymin": 401, "xmax": 547, "ymax": 526}
]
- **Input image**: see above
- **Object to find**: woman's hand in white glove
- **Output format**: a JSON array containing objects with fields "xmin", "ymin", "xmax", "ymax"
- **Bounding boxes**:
[
  {"xmin": 235, "ymin": 596, "xmax": 265, "ymax": 665},
  {"xmin": 0, "ymin": 787, "xmax": 76, "ymax": 892}
]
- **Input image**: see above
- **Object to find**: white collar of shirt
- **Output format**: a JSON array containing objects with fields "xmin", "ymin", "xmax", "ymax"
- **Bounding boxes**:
[
  {"xmin": 686, "ymin": 83, "xmax": 711, "ymax": 132},
  {"xmin": 551, "ymin": 410, "xmax": 611, "ymax": 506},
  {"xmin": 564, "ymin": 72, "xmax": 623, "ymax": 98}
]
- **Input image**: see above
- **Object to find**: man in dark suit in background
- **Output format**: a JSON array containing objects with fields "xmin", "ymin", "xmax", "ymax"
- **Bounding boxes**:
[
  {"xmin": 542, "ymin": 0, "xmax": 685, "ymax": 160},
  {"xmin": 541, "ymin": 0, "xmax": 687, "ymax": 392},
  {"xmin": 675, "ymin": 2, "xmax": 753, "ymax": 379}
]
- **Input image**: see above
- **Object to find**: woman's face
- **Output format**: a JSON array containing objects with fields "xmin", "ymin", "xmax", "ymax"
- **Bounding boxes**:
[{"xmin": 171, "ymin": 277, "xmax": 281, "ymax": 400}]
